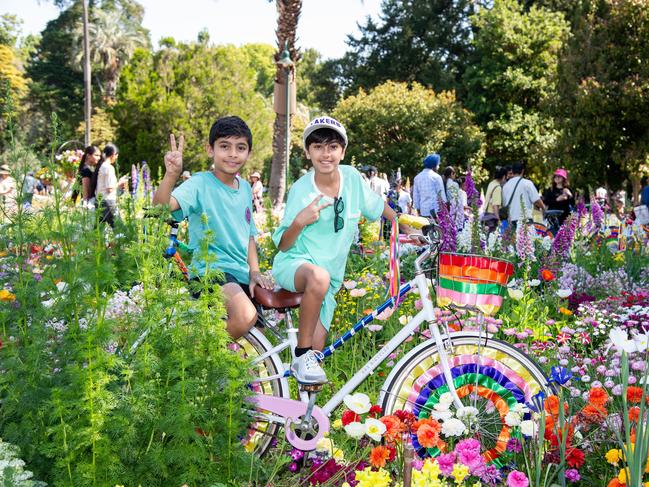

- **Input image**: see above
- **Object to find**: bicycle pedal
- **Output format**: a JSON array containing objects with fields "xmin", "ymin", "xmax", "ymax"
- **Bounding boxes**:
[{"xmin": 299, "ymin": 383, "xmax": 325, "ymax": 392}]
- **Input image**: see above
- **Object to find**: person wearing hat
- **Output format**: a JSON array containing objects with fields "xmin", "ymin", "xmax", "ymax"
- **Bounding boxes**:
[
  {"xmin": 0, "ymin": 164, "xmax": 17, "ymax": 214},
  {"xmin": 541, "ymin": 168, "xmax": 574, "ymax": 229},
  {"xmin": 271, "ymin": 116, "xmax": 397, "ymax": 384},
  {"xmin": 249, "ymin": 170, "xmax": 263, "ymax": 212},
  {"xmin": 412, "ymin": 153, "xmax": 446, "ymax": 218}
]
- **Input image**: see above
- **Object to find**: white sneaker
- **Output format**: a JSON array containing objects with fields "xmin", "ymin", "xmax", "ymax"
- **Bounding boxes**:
[{"xmin": 291, "ymin": 350, "xmax": 327, "ymax": 384}]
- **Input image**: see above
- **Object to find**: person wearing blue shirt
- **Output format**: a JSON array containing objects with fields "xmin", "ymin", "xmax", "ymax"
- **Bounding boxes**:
[{"xmin": 153, "ymin": 116, "xmax": 273, "ymax": 339}]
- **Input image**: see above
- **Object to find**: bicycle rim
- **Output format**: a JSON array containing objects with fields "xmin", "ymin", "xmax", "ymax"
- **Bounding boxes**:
[
  {"xmin": 234, "ymin": 327, "xmax": 289, "ymax": 457},
  {"xmin": 380, "ymin": 332, "xmax": 552, "ymax": 466}
]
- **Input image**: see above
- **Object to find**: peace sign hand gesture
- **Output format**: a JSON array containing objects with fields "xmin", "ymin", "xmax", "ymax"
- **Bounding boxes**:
[
  {"xmin": 295, "ymin": 195, "xmax": 332, "ymax": 228},
  {"xmin": 164, "ymin": 133, "xmax": 184, "ymax": 178}
]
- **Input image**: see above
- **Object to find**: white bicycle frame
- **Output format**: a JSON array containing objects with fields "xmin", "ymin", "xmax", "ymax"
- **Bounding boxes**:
[{"xmin": 251, "ymin": 241, "xmax": 467, "ymax": 417}]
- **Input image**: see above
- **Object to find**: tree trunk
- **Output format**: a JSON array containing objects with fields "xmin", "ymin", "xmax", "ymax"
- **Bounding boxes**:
[
  {"xmin": 268, "ymin": 0, "xmax": 302, "ymax": 208},
  {"xmin": 82, "ymin": 0, "xmax": 92, "ymax": 146}
]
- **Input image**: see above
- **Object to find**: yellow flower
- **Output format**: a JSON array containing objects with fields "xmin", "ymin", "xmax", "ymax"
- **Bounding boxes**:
[
  {"xmin": 606, "ymin": 449, "xmax": 622, "ymax": 465},
  {"xmin": 421, "ymin": 458, "xmax": 441, "ymax": 479},
  {"xmin": 618, "ymin": 468, "xmax": 628, "ymax": 483},
  {"xmin": 452, "ymin": 463, "xmax": 469, "ymax": 484},
  {"xmin": 332, "ymin": 418, "xmax": 343, "ymax": 430},
  {"xmin": 354, "ymin": 467, "xmax": 392, "ymax": 487},
  {"xmin": 559, "ymin": 307, "xmax": 573, "ymax": 316},
  {"xmin": 0, "ymin": 289, "xmax": 16, "ymax": 302}
]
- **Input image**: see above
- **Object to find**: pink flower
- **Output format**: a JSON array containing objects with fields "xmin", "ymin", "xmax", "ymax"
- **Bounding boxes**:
[
  {"xmin": 507, "ymin": 470, "xmax": 529, "ymax": 487},
  {"xmin": 343, "ymin": 280, "xmax": 357, "ymax": 290},
  {"xmin": 414, "ymin": 299, "xmax": 423, "ymax": 310},
  {"xmin": 455, "ymin": 438, "xmax": 481, "ymax": 468},
  {"xmin": 350, "ymin": 288, "xmax": 367, "ymax": 298},
  {"xmin": 436, "ymin": 452, "xmax": 456, "ymax": 476},
  {"xmin": 375, "ymin": 306, "xmax": 395, "ymax": 321}
]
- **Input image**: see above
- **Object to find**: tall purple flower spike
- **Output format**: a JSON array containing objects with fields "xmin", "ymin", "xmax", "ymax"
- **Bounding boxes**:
[
  {"xmin": 131, "ymin": 164, "xmax": 139, "ymax": 195},
  {"xmin": 437, "ymin": 195, "xmax": 457, "ymax": 252},
  {"xmin": 464, "ymin": 169, "xmax": 481, "ymax": 207}
]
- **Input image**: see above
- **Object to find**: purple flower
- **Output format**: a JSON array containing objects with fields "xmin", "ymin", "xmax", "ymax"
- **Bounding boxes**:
[
  {"xmin": 131, "ymin": 163, "xmax": 139, "ymax": 195},
  {"xmin": 290, "ymin": 448, "xmax": 305, "ymax": 461},
  {"xmin": 464, "ymin": 169, "xmax": 481, "ymax": 207},
  {"xmin": 565, "ymin": 469, "xmax": 580, "ymax": 482},
  {"xmin": 590, "ymin": 194, "xmax": 604, "ymax": 230},
  {"xmin": 437, "ymin": 195, "xmax": 457, "ymax": 252},
  {"xmin": 437, "ymin": 452, "xmax": 456, "ymax": 476},
  {"xmin": 480, "ymin": 464, "xmax": 503, "ymax": 484},
  {"xmin": 552, "ymin": 214, "xmax": 578, "ymax": 258},
  {"xmin": 506, "ymin": 438, "xmax": 522, "ymax": 453}
]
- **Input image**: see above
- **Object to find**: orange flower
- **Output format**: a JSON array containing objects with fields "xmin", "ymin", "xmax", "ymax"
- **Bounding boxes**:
[
  {"xmin": 608, "ymin": 479, "xmax": 624, "ymax": 487},
  {"xmin": 582, "ymin": 404, "xmax": 607, "ymax": 422},
  {"xmin": 559, "ymin": 307, "xmax": 573, "ymax": 316},
  {"xmin": 412, "ymin": 417, "xmax": 441, "ymax": 431},
  {"xmin": 627, "ymin": 386, "xmax": 644, "ymax": 404},
  {"xmin": 589, "ymin": 387, "xmax": 609, "ymax": 407},
  {"xmin": 369, "ymin": 445, "xmax": 391, "ymax": 468},
  {"xmin": 417, "ymin": 423, "xmax": 441, "ymax": 448},
  {"xmin": 629, "ymin": 406, "xmax": 640, "ymax": 423},
  {"xmin": 541, "ymin": 269, "xmax": 555, "ymax": 281},
  {"xmin": 380, "ymin": 415, "xmax": 405, "ymax": 443},
  {"xmin": 544, "ymin": 396, "xmax": 561, "ymax": 416}
]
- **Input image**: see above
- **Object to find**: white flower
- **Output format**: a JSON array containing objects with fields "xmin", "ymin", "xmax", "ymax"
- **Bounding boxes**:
[
  {"xmin": 528, "ymin": 279, "xmax": 541, "ymax": 287},
  {"xmin": 399, "ymin": 315, "xmax": 412, "ymax": 325},
  {"xmin": 441, "ymin": 418, "xmax": 466, "ymax": 437},
  {"xmin": 431, "ymin": 410, "xmax": 453, "ymax": 421},
  {"xmin": 608, "ymin": 327, "xmax": 639, "ymax": 353},
  {"xmin": 56, "ymin": 281, "xmax": 68, "ymax": 293},
  {"xmin": 344, "ymin": 421, "xmax": 366, "ymax": 439},
  {"xmin": 433, "ymin": 402, "xmax": 450, "ymax": 412},
  {"xmin": 41, "ymin": 299, "xmax": 55, "ymax": 308},
  {"xmin": 343, "ymin": 280, "xmax": 357, "ymax": 290},
  {"xmin": 343, "ymin": 393, "xmax": 371, "ymax": 414},
  {"xmin": 365, "ymin": 418, "xmax": 387, "ymax": 442},
  {"xmin": 316, "ymin": 437, "xmax": 341, "ymax": 458},
  {"xmin": 508, "ymin": 288, "xmax": 524, "ymax": 300},
  {"xmin": 504, "ymin": 411, "xmax": 521, "ymax": 427},
  {"xmin": 512, "ymin": 403, "xmax": 530, "ymax": 415},
  {"xmin": 556, "ymin": 289, "xmax": 573, "ymax": 299},
  {"xmin": 520, "ymin": 419, "xmax": 538, "ymax": 437},
  {"xmin": 456, "ymin": 406, "xmax": 479, "ymax": 424},
  {"xmin": 633, "ymin": 333, "xmax": 649, "ymax": 353},
  {"xmin": 438, "ymin": 392, "xmax": 454, "ymax": 405}
]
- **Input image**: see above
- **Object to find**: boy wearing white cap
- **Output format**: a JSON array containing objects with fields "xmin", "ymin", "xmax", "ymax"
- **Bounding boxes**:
[{"xmin": 272, "ymin": 117, "xmax": 397, "ymax": 384}]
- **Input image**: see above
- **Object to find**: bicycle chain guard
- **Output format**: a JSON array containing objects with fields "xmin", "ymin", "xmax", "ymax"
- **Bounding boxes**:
[{"xmin": 245, "ymin": 394, "xmax": 330, "ymax": 451}]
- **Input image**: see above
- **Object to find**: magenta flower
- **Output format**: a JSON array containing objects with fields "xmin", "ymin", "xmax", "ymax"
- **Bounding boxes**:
[
  {"xmin": 507, "ymin": 470, "xmax": 529, "ymax": 487},
  {"xmin": 565, "ymin": 469, "xmax": 580, "ymax": 482},
  {"xmin": 455, "ymin": 438, "xmax": 481, "ymax": 467},
  {"xmin": 437, "ymin": 452, "xmax": 456, "ymax": 476},
  {"xmin": 436, "ymin": 195, "xmax": 457, "ymax": 252}
]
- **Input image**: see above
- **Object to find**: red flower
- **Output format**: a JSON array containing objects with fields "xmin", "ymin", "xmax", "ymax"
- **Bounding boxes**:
[
  {"xmin": 341, "ymin": 410, "xmax": 360, "ymax": 426},
  {"xmin": 588, "ymin": 387, "xmax": 609, "ymax": 407},
  {"xmin": 369, "ymin": 404, "xmax": 383, "ymax": 418},
  {"xmin": 566, "ymin": 448, "xmax": 585, "ymax": 468},
  {"xmin": 556, "ymin": 332, "xmax": 571, "ymax": 345},
  {"xmin": 629, "ymin": 406, "xmax": 640, "ymax": 423}
]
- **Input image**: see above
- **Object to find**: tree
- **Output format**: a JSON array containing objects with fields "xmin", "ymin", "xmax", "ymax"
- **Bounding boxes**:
[
  {"xmin": 556, "ymin": 0, "xmax": 649, "ymax": 197},
  {"xmin": 112, "ymin": 42, "xmax": 274, "ymax": 177},
  {"xmin": 333, "ymin": 0, "xmax": 478, "ymax": 100},
  {"xmin": 463, "ymin": 0, "xmax": 569, "ymax": 181},
  {"xmin": 332, "ymin": 81, "xmax": 485, "ymax": 180},
  {"xmin": 268, "ymin": 0, "xmax": 302, "ymax": 207},
  {"xmin": 0, "ymin": 14, "xmax": 22, "ymax": 47},
  {"xmin": 70, "ymin": 3, "xmax": 150, "ymax": 101}
]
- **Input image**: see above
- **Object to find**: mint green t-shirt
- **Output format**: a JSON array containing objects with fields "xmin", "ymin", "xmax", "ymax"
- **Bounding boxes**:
[
  {"xmin": 171, "ymin": 172, "xmax": 257, "ymax": 283},
  {"xmin": 272, "ymin": 165, "xmax": 384, "ymax": 289}
]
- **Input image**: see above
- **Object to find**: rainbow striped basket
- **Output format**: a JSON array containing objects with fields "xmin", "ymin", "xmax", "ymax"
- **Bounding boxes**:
[{"xmin": 436, "ymin": 253, "xmax": 515, "ymax": 316}]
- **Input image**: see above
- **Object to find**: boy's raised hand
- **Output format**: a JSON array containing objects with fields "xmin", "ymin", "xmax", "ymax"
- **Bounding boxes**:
[
  {"xmin": 295, "ymin": 195, "xmax": 332, "ymax": 227},
  {"xmin": 164, "ymin": 133, "xmax": 184, "ymax": 178}
]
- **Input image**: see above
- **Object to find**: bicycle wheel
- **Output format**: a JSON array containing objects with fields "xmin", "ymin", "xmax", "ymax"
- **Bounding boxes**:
[
  {"xmin": 232, "ymin": 327, "xmax": 290, "ymax": 457},
  {"xmin": 379, "ymin": 331, "xmax": 552, "ymax": 466}
]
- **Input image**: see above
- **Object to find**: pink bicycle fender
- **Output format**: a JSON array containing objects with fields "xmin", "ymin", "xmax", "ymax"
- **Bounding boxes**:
[{"xmin": 245, "ymin": 394, "xmax": 330, "ymax": 451}]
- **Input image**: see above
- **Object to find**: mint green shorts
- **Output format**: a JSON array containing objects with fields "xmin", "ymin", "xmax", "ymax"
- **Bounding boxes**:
[{"xmin": 271, "ymin": 258, "xmax": 337, "ymax": 331}]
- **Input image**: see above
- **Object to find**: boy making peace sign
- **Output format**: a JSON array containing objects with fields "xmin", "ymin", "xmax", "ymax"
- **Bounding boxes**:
[{"xmin": 153, "ymin": 116, "xmax": 273, "ymax": 338}]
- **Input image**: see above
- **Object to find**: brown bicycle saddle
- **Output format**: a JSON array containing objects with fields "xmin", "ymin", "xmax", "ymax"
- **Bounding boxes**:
[{"xmin": 254, "ymin": 287, "xmax": 303, "ymax": 310}]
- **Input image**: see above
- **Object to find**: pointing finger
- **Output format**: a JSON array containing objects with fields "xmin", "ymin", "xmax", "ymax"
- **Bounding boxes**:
[
  {"xmin": 170, "ymin": 133, "xmax": 177, "ymax": 152},
  {"xmin": 178, "ymin": 135, "xmax": 184, "ymax": 154}
]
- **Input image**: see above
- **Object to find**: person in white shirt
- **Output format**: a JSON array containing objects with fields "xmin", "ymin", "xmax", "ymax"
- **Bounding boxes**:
[
  {"xmin": 501, "ymin": 161, "xmax": 545, "ymax": 227},
  {"xmin": 394, "ymin": 178, "xmax": 412, "ymax": 214},
  {"xmin": 412, "ymin": 154, "xmax": 446, "ymax": 218},
  {"xmin": 93, "ymin": 143, "xmax": 120, "ymax": 227},
  {"xmin": 368, "ymin": 166, "xmax": 389, "ymax": 200},
  {"xmin": 0, "ymin": 164, "xmax": 17, "ymax": 214}
]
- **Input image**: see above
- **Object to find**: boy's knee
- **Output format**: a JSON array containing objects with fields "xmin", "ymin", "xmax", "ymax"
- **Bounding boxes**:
[{"xmin": 306, "ymin": 267, "xmax": 330, "ymax": 294}]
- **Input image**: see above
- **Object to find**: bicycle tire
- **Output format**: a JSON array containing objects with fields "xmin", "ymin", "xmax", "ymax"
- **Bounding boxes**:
[
  {"xmin": 235, "ymin": 327, "xmax": 291, "ymax": 457},
  {"xmin": 379, "ymin": 331, "xmax": 552, "ymax": 466}
]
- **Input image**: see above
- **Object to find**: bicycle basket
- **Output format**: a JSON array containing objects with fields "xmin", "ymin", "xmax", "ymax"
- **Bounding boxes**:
[{"xmin": 436, "ymin": 253, "xmax": 514, "ymax": 316}]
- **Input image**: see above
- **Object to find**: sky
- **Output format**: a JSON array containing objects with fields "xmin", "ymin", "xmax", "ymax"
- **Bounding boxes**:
[{"xmin": 2, "ymin": 0, "xmax": 383, "ymax": 59}]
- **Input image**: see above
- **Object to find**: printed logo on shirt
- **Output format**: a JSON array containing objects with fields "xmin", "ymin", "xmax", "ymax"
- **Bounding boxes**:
[{"xmin": 245, "ymin": 207, "xmax": 251, "ymax": 224}]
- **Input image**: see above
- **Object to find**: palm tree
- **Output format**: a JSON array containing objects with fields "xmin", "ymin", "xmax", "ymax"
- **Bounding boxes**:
[
  {"xmin": 72, "ymin": 6, "xmax": 148, "ymax": 101},
  {"xmin": 268, "ymin": 0, "xmax": 302, "ymax": 207}
]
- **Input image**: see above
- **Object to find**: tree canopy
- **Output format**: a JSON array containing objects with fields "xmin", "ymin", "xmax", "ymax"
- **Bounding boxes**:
[{"xmin": 333, "ymin": 81, "xmax": 485, "ymax": 180}]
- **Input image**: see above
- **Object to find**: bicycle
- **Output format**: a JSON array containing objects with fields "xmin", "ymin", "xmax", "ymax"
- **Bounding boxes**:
[{"xmin": 159, "ymin": 218, "xmax": 553, "ymax": 464}]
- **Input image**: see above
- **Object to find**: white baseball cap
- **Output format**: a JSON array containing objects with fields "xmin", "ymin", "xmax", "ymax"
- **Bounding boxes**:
[{"xmin": 302, "ymin": 116, "xmax": 348, "ymax": 149}]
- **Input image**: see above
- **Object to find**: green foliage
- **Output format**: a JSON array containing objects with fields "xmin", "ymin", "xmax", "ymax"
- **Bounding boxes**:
[
  {"xmin": 112, "ymin": 43, "xmax": 274, "ymax": 177},
  {"xmin": 0, "ymin": 125, "xmax": 254, "ymax": 485},
  {"xmin": 464, "ymin": 0, "xmax": 570, "ymax": 181},
  {"xmin": 333, "ymin": 0, "xmax": 477, "ymax": 97},
  {"xmin": 0, "ymin": 14, "xmax": 22, "ymax": 48},
  {"xmin": 556, "ymin": 0, "xmax": 649, "ymax": 190},
  {"xmin": 332, "ymin": 81, "xmax": 485, "ymax": 179}
]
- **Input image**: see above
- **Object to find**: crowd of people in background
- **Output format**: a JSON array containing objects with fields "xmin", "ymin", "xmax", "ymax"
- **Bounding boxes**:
[{"xmin": 360, "ymin": 154, "xmax": 649, "ymax": 237}]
